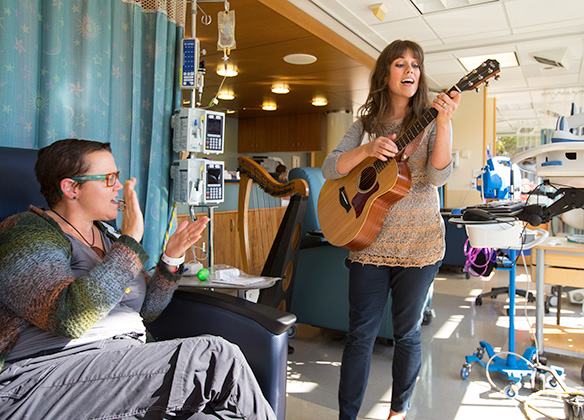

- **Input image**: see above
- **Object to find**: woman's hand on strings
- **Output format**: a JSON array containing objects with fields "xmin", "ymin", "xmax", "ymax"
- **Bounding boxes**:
[{"xmin": 364, "ymin": 134, "xmax": 399, "ymax": 161}]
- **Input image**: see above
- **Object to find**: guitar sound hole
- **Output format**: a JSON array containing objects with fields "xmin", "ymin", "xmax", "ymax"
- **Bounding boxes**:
[{"xmin": 358, "ymin": 166, "xmax": 377, "ymax": 192}]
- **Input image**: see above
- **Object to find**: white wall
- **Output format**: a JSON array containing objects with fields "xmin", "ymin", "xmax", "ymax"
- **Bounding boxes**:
[{"xmin": 446, "ymin": 89, "xmax": 490, "ymax": 209}]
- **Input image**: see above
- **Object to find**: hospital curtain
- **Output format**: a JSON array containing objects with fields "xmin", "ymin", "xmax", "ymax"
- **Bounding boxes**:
[{"xmin": 0, "ymin": 0, "xmax": 186, "ymax": 264}]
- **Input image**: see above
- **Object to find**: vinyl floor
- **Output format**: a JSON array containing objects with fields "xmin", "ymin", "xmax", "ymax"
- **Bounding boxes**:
[{"xmin": 285, "ymin": 263, "xmax": 584, "ymax": 420}]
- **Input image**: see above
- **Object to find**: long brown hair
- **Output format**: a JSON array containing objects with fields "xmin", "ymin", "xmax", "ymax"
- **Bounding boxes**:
[{"xmin": 359, "ymin": 40, "xmax": 430, "ymax": 139}]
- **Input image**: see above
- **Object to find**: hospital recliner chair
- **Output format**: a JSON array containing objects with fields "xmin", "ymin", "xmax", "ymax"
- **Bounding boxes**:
[
  {"xmin": 288, "ymin": 167, "xmax": 394, "ymax": 340},
  {"xmin": 0, "ymin": 145, "xmax": 295, "ymax": 420}
]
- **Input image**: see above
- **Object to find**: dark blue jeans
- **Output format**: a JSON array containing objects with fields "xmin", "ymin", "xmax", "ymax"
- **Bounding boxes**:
[{"xmin": 338, "ymin": 262, "xmax": 440, "ymax": 419}]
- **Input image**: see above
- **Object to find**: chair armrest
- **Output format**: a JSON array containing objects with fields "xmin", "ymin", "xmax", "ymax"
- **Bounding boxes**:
[{"xmin": 172, "ymin": 288, "xmax": 296, "ymax": 335}]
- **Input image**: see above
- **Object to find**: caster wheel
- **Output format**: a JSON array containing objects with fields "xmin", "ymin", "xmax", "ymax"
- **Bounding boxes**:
[
  {"xmin": 473, "ymin": 347, "xmax": 485, "ymax": 360},
  {"xmin": 580, "ymin": 364, "xmax": 584, "ymax": 383},
  {"xmin": 461, "ymin": 364, "xmax": 471, "ymax": 380},
  {"xmin": 287, "ymin": 324, "xmax": 297, "ymax": 339},
  {"xmin": 465, "ymin": 272, "xmax": 471, "ymax": 279},
  {"xmin": 527, "ymin": 292, "xmax": 536, "ymax": 303},
  {"xmin": 476, "ymin": 296, "xmax": 483, "ymax": 306},
  {"xmin": 544, "ymin": 300, "xmax": 550, "ymax": 314},
  {"xmin": 504, "ymin": 384, "xmax": 519, "ymax": 398},
  {"xmin": 549, "ymin": 377, "xmax": 558, "ymax": 388}
]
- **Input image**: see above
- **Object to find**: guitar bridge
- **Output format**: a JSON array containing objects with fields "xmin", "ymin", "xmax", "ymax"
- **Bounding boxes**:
[{"xmin": 338, "ymin": 187, "xmax": 351, "ymax": 213}]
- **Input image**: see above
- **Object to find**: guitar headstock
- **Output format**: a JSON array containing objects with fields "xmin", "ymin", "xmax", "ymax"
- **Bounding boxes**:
[{"xmin": 451, "ymin": 59, "xmax": 500, "ymax": 94}]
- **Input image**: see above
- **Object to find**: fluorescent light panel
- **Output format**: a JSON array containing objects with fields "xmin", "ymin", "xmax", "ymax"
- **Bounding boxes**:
[{"xmin": 458, "ymin": 52, "xmax": 519, "ymax": 72}]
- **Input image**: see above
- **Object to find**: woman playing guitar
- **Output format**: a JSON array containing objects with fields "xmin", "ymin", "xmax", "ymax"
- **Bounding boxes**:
[{"xmin": 322, "ymin": 40, "xmax": 460, "ymax": 420}]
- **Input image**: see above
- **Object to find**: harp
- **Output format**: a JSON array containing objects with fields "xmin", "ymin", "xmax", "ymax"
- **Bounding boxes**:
[{"xmin": 237, "ymin": 156, "xmax": 309, "ymax": 311}]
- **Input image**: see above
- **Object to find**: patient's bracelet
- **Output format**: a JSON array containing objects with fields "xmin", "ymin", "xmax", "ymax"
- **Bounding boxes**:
[{"xmin": 161, "ymin": 252, "xmax": 185, "ymax": 267}]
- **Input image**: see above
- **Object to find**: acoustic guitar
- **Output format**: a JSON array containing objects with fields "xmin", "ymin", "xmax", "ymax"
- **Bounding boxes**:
[{"xmin": 317, "ymin": 59, "xmax": 500, "ymax": 251}]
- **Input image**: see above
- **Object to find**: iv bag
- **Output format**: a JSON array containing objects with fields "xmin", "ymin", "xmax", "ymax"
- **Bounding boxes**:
[{"xmin": 217, "ymin": 10, "xmax": 236, "ymax": 51}]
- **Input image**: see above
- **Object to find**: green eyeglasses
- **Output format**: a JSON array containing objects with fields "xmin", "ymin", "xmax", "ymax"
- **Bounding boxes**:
[{"xmin": 70, "ymin": 171, "xmax": 120, "ymax": 187}]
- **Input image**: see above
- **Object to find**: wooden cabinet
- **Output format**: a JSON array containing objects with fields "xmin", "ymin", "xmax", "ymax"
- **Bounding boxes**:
[{"xmin": 238, "ymin": 113, "xmax": 324, "ymax": 152}]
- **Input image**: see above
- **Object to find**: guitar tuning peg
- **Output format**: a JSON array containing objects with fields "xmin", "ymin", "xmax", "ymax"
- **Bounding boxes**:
[
  {"xmin": 475, "ymin": 87, "xmax": 481, "ymax": 93},
  {"xmin": 495, "ymin": 74, "xmax": 501, "ymax": 80},
  {"xmin": 484, "ymin": 81, "xmax": 490, "ymax": 87}
]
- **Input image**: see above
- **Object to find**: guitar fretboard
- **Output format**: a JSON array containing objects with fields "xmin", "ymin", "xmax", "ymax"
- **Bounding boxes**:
[{"xmin": 373, "ymin": 107, "xmax": 439, "ymax": 173}]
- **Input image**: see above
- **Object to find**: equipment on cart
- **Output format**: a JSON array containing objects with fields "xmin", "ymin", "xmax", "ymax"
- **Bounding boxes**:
[{"xmin": 451, "ymin": 116, "xmax": 584, "ymax": 397}]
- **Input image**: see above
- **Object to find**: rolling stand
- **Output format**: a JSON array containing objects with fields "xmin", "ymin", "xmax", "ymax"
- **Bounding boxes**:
[
  {"xmin": 461, "ymin": 249, "xmax": 543, "ymax": 397},
  {"xmin": 451, "ymin": 218, "xmax": 564, "ymax": 397}
]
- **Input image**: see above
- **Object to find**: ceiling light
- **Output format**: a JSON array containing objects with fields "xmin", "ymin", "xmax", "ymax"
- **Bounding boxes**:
[
  {"xmin": 262, "ymin": 101, "xmax": 277, "ymax": 111},
  {"xmin": 458, "ymin": 52, "xmax": 519, "ymax": 72},
  {"xmin": 271, "ymin": 83, "xmax": 290, "ymax": 94},
  {"xmin": 283, "ymin": 53, "xmax": 317, "ymax": 65},
  {"xmin": 216, "ymin": 63, "xmax": 238, "ymax": 77},
  {"xmin": 217, "ymin": 89, "xmax": 235, "ymax": 100},
  {"xmin": 312, "ymin": 97, "xmax": 328, "ymax": 106}
]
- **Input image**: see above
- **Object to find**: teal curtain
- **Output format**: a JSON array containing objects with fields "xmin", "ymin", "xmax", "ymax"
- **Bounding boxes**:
[{"xmin": 0, "ymin": 0, "xmax": 185, "ymax": 265}]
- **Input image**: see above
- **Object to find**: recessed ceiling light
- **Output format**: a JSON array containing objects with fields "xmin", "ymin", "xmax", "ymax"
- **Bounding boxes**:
[
  {"xmin": 283, "ymin": 53, "xmax": 317, "ymax": 65},
  {"xmin": 262, "ymin": 101, "xmax": 277, "ymax": 111},
  {"xmin": 312, "ymin": 97, "xmax": 328, "ymax": 106},
  {"xmin": 217, "ymin": 89, "xmax": 235, "ymax": 100},
  {"xmin": 271, "ymin": 83, "xmax": 290, "ymax": 94},
  {"xmin": 458, "ymin": 52, "xmax": 519, "ymax": 72},
  {"xmin": 216, "ymin": 63, "xmax": 238, "ymax": 77}
]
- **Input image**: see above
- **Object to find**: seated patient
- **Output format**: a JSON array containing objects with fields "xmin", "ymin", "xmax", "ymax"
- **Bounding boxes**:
[{"xmin": 0, "ymin": 139, "xmax": 276, "ymax": 420}]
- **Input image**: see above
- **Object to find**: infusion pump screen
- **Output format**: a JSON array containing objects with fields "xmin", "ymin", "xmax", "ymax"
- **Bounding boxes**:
[
  {"xmin": 206, "ymin": 164, "xmax": 223, "ymax": 202},
  {"xmin": 205, "ymin": 114, "xmax": 224, "ymax": 153},
  {"xmin": 207, "ymin": 117, "xmax": 222, "ymax": 136}
]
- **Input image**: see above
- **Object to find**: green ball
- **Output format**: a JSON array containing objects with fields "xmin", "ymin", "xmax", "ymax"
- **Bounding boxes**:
[{"xmin": 197, "ymin": 268, "xmax": 210, "ymax": 280}]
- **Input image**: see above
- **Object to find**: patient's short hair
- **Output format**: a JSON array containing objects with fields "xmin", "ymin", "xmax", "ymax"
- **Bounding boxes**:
[{"xmin": 35, "ymin": 139, "xmax": 112, "ymax": 208}]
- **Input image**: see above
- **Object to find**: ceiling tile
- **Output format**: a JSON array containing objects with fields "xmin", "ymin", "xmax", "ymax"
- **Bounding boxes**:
[
  {"xmin": 422, "ymin": 3, "xmax": 509, "ymax": 40},
  {"xmin": 374, "ymin": 17, "xmax": 441, "ymax": 44},
  {"xmin": 504, "ymin": 0, "xmax": 584, "ymax": 29}
]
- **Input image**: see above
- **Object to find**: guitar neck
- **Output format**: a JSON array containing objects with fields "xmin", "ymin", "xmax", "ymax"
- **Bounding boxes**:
[{"xmin": 374, "ymin": 106, "xmax": 438, "ymax": 172}]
